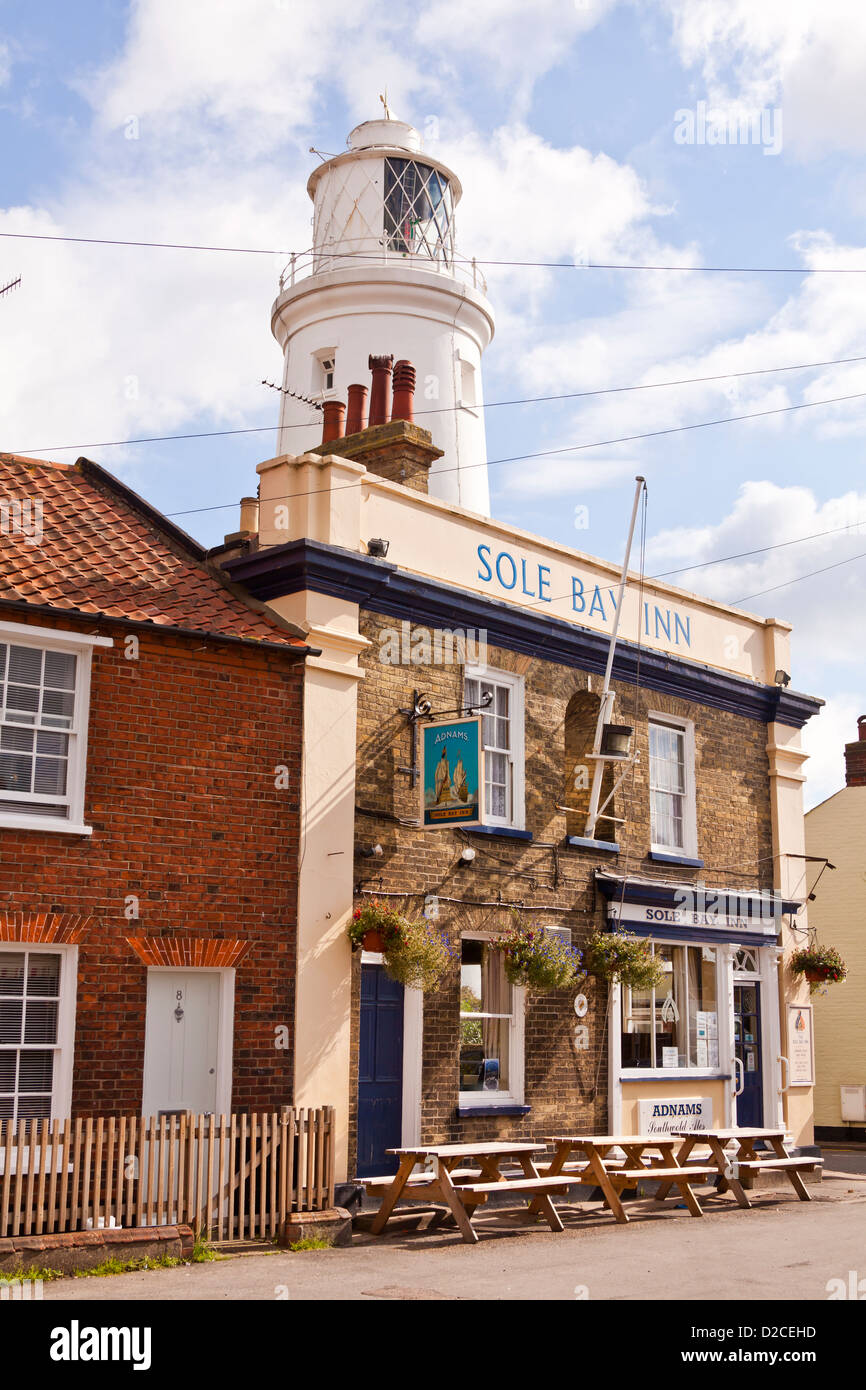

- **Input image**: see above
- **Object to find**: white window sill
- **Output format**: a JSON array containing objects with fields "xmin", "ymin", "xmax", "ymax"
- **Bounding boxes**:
[
  {"xmin": 620, "ymin": 1069, "xmax": 729, "ymax": 1083},
  {"xmin": 0, "ymin": 814, "xmax": 92, "ymax": 836}
]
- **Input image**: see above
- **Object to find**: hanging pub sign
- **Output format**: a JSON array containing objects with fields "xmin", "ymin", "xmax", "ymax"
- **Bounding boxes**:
[{"xmin": 420, "ymin": 716, "xmax": 484, "ymax": 828}]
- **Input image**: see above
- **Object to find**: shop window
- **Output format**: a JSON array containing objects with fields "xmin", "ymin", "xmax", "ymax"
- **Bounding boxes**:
[
  {"xmin": 464, "ymin": 667, "xmax": 525, "ymax": 830},
  {"xmin": 0, "ymin": 947, "xmax": 74, "ymax": 1120},
  {"xmin": 459, "ymin": 938, "xmax": 524, "ymax": 1103},
  {"xmin": 620, "ymin": 942, "xmax": 719, "ymax": 1071},
  {"xmin": 648, "ymin": 715, "xmax": 697, "ymax": 856},
  {"xmin": 0, "ymin": 630, "xmax": 93, "ymax": 833}
]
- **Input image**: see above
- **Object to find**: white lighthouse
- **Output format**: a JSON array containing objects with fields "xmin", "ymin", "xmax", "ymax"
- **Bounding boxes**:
[{"xmin": 270, "ymin": 115, "xmax": 495, "ymax": 515}]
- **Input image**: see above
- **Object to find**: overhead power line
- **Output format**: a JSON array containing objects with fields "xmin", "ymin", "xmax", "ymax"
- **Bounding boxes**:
[
  {"xmin": 734, "ymin": 549, "xmax": 866, "ymax": 604},
  {"xmin": 155, "ymin": 386, "xmax": 866, "ymax": 523},
  {"xmin": 262, "ymin": 351, "xmax": 866, "ymax": 420},
  {"xmin": 15, "ymin": 357, "xmax": 866, "ymax": 459},
  {"xmin": 2, "ymin": 229, "xmax": 866, "ymax": 274}
]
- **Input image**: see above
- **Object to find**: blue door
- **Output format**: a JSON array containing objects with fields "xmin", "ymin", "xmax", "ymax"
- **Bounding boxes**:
[
  {"xmin": 357, "ymin": 965, "xmax": 404, "ymax": 1178},
  {"xmin": 734, "ymin": 983, "xmax": 763, "ymax": 1128}
]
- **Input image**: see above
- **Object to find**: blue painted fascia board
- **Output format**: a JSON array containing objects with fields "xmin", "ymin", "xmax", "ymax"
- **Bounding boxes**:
[{"xmin": 223, "ymin": 539, "xmax": 823, "ymax": 728}]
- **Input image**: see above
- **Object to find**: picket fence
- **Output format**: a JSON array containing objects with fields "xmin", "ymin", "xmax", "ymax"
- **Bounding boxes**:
[{"xmin": 0, "ymin": 1106, "xmax": 335, "ymax": 1241}]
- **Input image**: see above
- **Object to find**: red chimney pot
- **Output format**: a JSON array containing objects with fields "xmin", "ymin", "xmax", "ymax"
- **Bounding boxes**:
[
  {"xmin": 346, "ymin": 383, "xmax": 369, "ymax": 435},
  {"xmin": 391, "ymin": 360, "xmax": 416, "ymax": 424},
  {"xmin": 321, "ymin": 399, "xmax": 346, "ymax": 446},
  {"xmin": 368, "ymin": 354, "xmax": 394, "ymax": 427}
]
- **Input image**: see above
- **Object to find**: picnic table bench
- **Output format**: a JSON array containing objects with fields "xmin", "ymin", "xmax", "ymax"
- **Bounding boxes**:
[
  {"xmin": 361, "ymin": 1141, "xmax": 570, "ymax": 1244},
  {"xmin": 542, "ymin": 1134, "xmax": 720, "ymax": 1223},
  {"xmin": 665, "ymin": 1128, "xmax": 823, "ymax": 1204}
]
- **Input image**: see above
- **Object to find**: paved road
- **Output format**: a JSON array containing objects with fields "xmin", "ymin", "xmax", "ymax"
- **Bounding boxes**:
[{"xmin": 43, "ymin": 1179, "xmax": 866, "ymax": 1302}]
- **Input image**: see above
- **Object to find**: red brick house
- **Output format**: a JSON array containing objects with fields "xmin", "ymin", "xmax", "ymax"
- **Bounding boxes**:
[{"xmin": 0, "ymin": 453, "xmax": 312, "ymax": 1121}]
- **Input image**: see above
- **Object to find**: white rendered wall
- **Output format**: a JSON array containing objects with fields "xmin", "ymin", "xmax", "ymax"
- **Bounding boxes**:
[{"xmin": 271, "ymin": 266, "xmax": 494, "ymax": 515}]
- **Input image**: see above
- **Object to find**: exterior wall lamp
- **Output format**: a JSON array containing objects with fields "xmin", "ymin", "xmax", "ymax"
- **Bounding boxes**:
[
  {"xmin": 367, "ymin": 538, "xmax": 390, "ymax": 557},
  {"xmin": 599, "ymin": 723, "xmax": 633, "ymax": 759}
]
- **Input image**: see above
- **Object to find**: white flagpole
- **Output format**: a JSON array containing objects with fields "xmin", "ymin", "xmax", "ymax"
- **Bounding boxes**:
[{"xmin": 583, "ymin": 475, "xmax": 646, "ymax": 841}]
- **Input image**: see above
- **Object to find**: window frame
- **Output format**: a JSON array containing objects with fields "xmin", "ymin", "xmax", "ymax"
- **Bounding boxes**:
[
  {"xmin": 312, "ymin": 348, "xmax": 337, "ymax": 398},
  {"xmin": 458, "ymin": 933, "xmax": 525, "ymax": 1108},
  {"xmin": 0, "ymin": 622, "xmax": 110, "ymax": 836},
  {"xmin": 464, "ymin": 665, "xmax": 525, "ymax": 831},
  {"xmin": 619, "ymin": 937, "xmax": 723, "ymax": 1080},
  {"xmin": 0, "ymin": 942, "xmax": 77, "ymax": 1121},
  {"xmin": 647, "ymin": 712, "xmax": 697, "ymax": 858}
]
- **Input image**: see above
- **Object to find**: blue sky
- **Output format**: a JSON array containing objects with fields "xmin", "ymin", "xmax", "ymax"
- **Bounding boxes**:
[{"xmin": 1, "ymin": 0, "xmax": 865, "ymax": 804}]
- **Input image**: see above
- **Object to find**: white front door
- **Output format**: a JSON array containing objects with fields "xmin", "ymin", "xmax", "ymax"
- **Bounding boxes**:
[{"xmin": 142, "ymin": 970, "xmax": 229, "ymax": 1116}]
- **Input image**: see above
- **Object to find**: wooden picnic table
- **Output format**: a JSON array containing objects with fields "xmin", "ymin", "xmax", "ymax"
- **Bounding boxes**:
[
  {"xmin": 543, "ymin": 1134, "xmax": 720, "ymax": 1223},
  {"xmin": 361, "ymin": 1141, "xmax": 571, "ymax": 1244},
  {"xmin": 664, "ymin": 1127, "xmax": 822, "ymax": 1205}
]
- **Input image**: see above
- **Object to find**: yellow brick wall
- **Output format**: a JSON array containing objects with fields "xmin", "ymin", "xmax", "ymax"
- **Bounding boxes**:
[{"xmin": 804, "ymin": 785, "xmax": 866, "ymax": 1131}]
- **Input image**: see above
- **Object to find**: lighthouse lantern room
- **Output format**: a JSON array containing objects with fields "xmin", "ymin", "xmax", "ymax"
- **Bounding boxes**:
[{"xmin": 271, "ymin": 116, "xmax": 495, "ymax": 515}]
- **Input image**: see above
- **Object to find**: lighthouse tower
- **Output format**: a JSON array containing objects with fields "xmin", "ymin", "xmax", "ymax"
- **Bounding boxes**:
[{"xmin": 271, "ymin": 115, "xmax": 495, "ymax": 515}]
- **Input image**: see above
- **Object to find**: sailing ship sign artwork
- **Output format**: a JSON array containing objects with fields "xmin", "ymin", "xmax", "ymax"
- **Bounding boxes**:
[{"xmin": 420, "ymin": 716, "xmax": 484, "ymax": 828}]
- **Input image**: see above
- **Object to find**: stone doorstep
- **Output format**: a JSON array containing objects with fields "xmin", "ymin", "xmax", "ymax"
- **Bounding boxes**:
[
  {"xmin": 0, "ymin": 1224, "xmax": 194, "ymax": 1276},
  {"xmin": 280, "ymin": 1207, "xmax": 353, "ymax": 1248}
]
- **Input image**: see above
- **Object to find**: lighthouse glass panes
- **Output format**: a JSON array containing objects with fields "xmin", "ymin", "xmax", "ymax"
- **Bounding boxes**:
[
  {"xmin": 0, "ymin": 642, "xmax": 77, "ymax": 819},
  {"xmin": 383, "ymin": 159, "xmax": 454, "ymax": 264},
  {"xmin": 0, "ymin": 950, "xmax": 62, "ymax": 1120},
  {"xmin": 621, "ymin": 943, "xmax": 718, "ymax": 1070}
]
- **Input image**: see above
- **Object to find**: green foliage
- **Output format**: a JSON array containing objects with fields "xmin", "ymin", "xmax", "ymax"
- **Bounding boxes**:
[
  {"xmin": 383, "ymin": 914, "xmax": 455, "ymax": 992},
  {"xmin": 288, "ymin": 1236, "xmax": 331, "ymax": 1251},
  {"xmin": 790, "ymin": 944, "xmax": 847, "ymax": 991},
  {"xmin": 0, "ymin": 1265, "xmax": 63, "ymax": 1283},
  {"xmin": 192, "ymin": 1233, "xmax": 219, "ymax": 1262},
  {"xmin": 584, "ymin": 928, "xmax": 665, "ymax": 990},
  {"xmin": 72, "ymin": 1254, "xmax": 181, "ymax": 1278},
  {"xmin": 494, "ymin": 923, "xmax": 583, "ymax": 991},
  {"xmin": 347, "ymin": 899, "xmax": 407, "ymax": 949}
]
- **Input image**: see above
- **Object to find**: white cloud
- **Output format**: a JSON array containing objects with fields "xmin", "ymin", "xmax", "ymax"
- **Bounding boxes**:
[
  {"xmin": 498, "ymin": 455, "xmax": 641, "ymax": 496},
  {"xmin": 802, "ymin": 692, "xmax": 862, "ymax": 809},
  {"xmin": 647, "ymin": 478, "xmax": 866, "ymax": 807},
  {"xmin": 661, "ymin": 0, "xmax": 866, "ymax": 157},
  {"xmin": 416, "ymin": 0, "xmax": 616, "ymax": 115},
  {"xmin": 0, "ymin": 42, "xmax": 11, "ymax": 88}
]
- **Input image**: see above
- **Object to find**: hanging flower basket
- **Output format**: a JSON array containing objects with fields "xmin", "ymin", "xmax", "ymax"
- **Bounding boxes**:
[
  {"xmin": 492, "ymin": 922, "xmax": 583, "ymax": 991},
  {"xmin": 584, "ymin": 928, "xmax": 665, "ymax": 991},
  {"xmin": 790, "ymin": 945, "xmax": 847, "ymax": 994},
  {"xmin": 347, "ymin": 901, "xmax": 404, "ymax": 953},
  {"xmin": 347, "ymin": 901, "xmax": 453, "ymax": 992}
]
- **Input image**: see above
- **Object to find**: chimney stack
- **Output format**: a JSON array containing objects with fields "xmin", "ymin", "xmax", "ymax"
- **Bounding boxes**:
[
  {"xmin": 368, "ymin": 354, "xmax": 394, "ymax": 426},
  {"xmin": 844, "ymin": 716, "xmax": 866, "ymax": 787},
  {"xmin": 321, "ymin": 399, "xmax": 346, "ymax": 446},
  {"xmin": 391, "ymin": 360, "xmax": 416, "ymax": 424},
  {"xmin": 310, "ymin": 351, "xmax": 442, "ymax": 494}
]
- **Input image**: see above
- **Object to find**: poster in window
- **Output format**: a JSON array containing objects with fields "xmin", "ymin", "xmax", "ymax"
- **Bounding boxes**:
[
  {"xmin": 420, "ymin": 717, "xmax": 484, "ymax": 828},
  {"xmin": 787, "ymin": 1003, "xmax": 815, "ymax": 1086}
]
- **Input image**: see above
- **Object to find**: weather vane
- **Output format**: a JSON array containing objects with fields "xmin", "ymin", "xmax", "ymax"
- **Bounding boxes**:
[{"xmin": 379, "ymin": 90, "xmax": 391, "ymax": 120}]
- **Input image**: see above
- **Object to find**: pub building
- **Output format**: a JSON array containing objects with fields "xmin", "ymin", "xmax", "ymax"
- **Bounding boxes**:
[{"xmin": 220, "ymin": 114, "xmax": 823, "ymax": 1183}]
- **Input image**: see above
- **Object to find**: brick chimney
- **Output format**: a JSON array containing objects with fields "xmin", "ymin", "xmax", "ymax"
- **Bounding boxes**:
[
  {"xmin": 844, "ymin": 716, "xmax": 866, "ymax": 787},
  {"xmin": 310, "ymin": 355, "xmax": 443, "ymax": 494}
]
